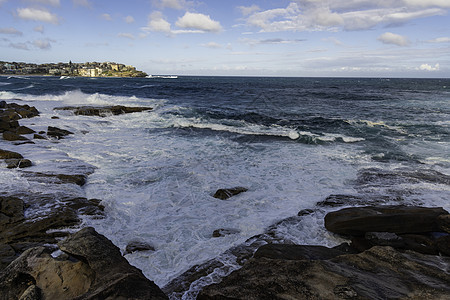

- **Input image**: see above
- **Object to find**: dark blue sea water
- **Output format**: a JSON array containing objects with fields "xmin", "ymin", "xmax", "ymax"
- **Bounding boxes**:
[{"xmin": 1, "ymin": 75, "xmax": 449, "ymax": 297}]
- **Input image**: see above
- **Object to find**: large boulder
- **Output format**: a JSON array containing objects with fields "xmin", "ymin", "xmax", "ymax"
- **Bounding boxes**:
[
  {"xmin": 58, "ymin": 227, "xmax": 167, "ymax": 299},
  {"xmin": 0, "ymin": 227, "xmax": 167, "ymax": 300},
  {"xmin": 197, "ymin": 246, "xmax": 450, "ymax": 299},
  {"xmin": 324, "ymin": 206, "xmax": 448, "ymax": 236}
]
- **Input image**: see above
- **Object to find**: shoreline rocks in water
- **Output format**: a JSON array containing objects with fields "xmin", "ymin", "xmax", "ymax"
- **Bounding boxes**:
[{"xmin": 197, "ymin": 205, "xmax": 450, "ymax": 299}]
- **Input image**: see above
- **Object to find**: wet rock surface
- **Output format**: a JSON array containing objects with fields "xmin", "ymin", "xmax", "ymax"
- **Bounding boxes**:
[{"xmin": 54, "ymin": 105, "xmax": 153, "ymax": 117}]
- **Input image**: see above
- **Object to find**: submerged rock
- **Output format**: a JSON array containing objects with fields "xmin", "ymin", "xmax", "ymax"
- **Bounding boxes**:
[
  {"xmin": 212, "ymin": 228, "xmax": 241, "ymax": 237},
  {"xmin": 54, "ymin": 105, "xmax": 153, "ymax": 117},
  {"xmin": 47, "ymin": 126, "xmax": 74, "ymax": 139},
  {"xmin": 0, "ymin": 149, "xmax": 23, "ymax": 159},
  {"xmin": 213, "ymin": 187, "xmax": 248, "ymax": 200},
  {"xmin": 124, "ymin": 241, "xmax": 155, "ymax": 255}
]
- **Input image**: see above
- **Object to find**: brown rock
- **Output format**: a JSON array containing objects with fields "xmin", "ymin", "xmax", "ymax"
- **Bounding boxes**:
[
  {"xmin": 324, "ymin": 206, "xmax": 448, "ymax": 236},
  {"xmin": 438, "ymin": 214, "xmax": 450, "ymax": 233}
]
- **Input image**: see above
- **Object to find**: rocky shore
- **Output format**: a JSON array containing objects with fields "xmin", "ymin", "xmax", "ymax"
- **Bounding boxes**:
[{"xmin": 1, "ymin": 100, "xmax": 449, "ymax": 299}]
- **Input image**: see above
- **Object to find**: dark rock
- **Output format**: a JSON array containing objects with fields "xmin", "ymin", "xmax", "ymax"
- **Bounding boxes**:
[
  {"xmin": 51, "ymin": 116, "xmax": 59, "ymax": 119},
  {"xmin": 350, "ymin": 237, "xmax": 372, "ymax": 252},
  {"xmin": 58, "ymin": 227, "xmax": 167, "ymax": 299},
  {"xmin": 54, "ymin": 105, "xmax": 153, "ymax": 117},
  {"xmin": 438, "ymin": 214, "xmax": 450, "ymax": 233},
  {"xmin": 254, "ymin": 244, "xmax": 346, "ymax": 261},
  {"xmin": 16, "ymin": 126, "xmax": 35, "ymax": 135},
  {"xmin": 435, "ymin": 235, "xmax": 450, "ymax": 256},
  {"xmin": 197, "ymin": 246, "xmax": 450, "ymax": 300},
  {"xmin": 0, "ymin": 243, "xmax": 16, "ymax": 270},
  {"xmin": 400, "ymin": 234, "xmax": 438, "ymax": 255},
  {"xmin": 124, "ymin": 241, "xmax": 155, "ymax": 255},
  {"xmin": 3, "ymin": 131, "xmax": 29, "ymax": 141},
  {"xmin": 324, "ymin": 206, "xmax": 448, "ymax": 236},
  {"xmin": 212, "ymin": 228, "xmax": 241, "ymax": 237},
  {"xmin": 0, "ymin": 196, "xmax": 24, "ymax": 225},
  {"xmin": 6, "ymin": 159, "xmax": 32, "ymax": 168},
  {"xmin": 21, "ymin": 172, "xmax": 87, "ymax": 186},
  {"xmin": 33, "ymin": 134, "xmax": 46, "ymax": 140},
  {"xmin": 47, "ymin": 126, "xmax": 73, "ymax": 139},
  {"xmin": 0, "ymin": 101, "xmax": 6, "ymax": 109},
  {"xmin": 0, "ymin": 149, "xmax": 23, "ymax": 159},
  {"xmin": 297, "ymin": 208, "xmax": 314, "ymax": 216},
  {"xmin": 213, "ymin": 187, "xmax": 248, "ymax": 200},
  {"xmin": 365, "ymin": 231, "xmax": 405, "ymax": 248},
  {"xmin": 332, "ymin": 242, "xmax": 359, "ymax": 254}
]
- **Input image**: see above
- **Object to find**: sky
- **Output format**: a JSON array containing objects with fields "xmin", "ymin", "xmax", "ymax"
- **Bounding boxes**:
[{"xmin": 0, "ymin": 0, "xmax": 450, "ymax": 77}]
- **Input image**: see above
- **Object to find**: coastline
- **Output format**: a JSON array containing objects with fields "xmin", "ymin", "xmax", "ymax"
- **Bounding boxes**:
[{"xmin": 1, "ymin": 99, "xmax": 449, "ymax": 299}]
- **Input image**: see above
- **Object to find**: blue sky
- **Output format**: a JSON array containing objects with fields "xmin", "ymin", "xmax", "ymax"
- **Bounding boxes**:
[{"xmin": 1, "ymin": 0, "xmax": 449, "ymax": 77}]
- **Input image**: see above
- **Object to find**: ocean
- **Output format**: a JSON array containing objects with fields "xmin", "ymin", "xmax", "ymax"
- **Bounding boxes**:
[{"xmin": 1, "ymin": 75, "xmax": 449, "ymax": 298}]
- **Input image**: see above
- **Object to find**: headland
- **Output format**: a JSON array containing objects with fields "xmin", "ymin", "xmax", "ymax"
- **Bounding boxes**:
[{"xmin": 0, "ymin": 61, "xmax": 148, "ymax": 78}]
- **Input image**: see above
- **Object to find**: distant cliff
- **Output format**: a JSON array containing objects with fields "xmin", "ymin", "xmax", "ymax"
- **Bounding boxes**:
[{"xmin": 0, "ymin": 61, "xmax": 148, "ymax": 78}]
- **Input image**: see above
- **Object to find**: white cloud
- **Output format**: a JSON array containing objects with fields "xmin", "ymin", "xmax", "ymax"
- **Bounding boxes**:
[
  {"xmin": 377, "ymin": 32, "xmax": 410, "ymax": 46},
  {"xmin": 72, "ymin": 0, "xmax": 91, "ymax": 7},
  {"xmin": 33, "ymin": 39, "xmax": 51, "ymax": 49},
  {"xmin": 34, "ymin": 25, "xmax": 44, "ymax": 33},
  {"xmin": 118, "ymin": 33, "xmax": 135, "ymax": 39},
  {"xmin": 152, "ymin": 0, "xmax": 188, "ymax": 10},
  {"xmin": 202, "ymin": 42, "xmax": 222, "ymax": 48},
  {"xmin": 418, "ymin": 63, "xmax": 440, "ymax": 71},
  {"xmin": 125, "ymin": 15, "xmax": 135, "ymax": 23},
  {"xmin": 175, "ymin": 12, "xmax": 222, "ymax": 33},
  {"xmin": 240, "ymin": 37, "xmax": 305, "ymax": 46},
  {"xmin": 237, "ymin": 5, "xmax": 260, "ymax": 16},
  {"xmin": 17, "ymin": 7, "xmax": 59, "ymax": 24},
  {"xmin": 0, "ymin": 27, "xmax": 23, "ymax": 36},
  {"xmin": 243, "ymin": 1, "xmax": 448, "ymax": 32},
  {"xmin": 27, "ymin": 0, "xmax": 60, "ymax": 6},
  {"xmin": 100, "ymin": 13, "xmax": 112, "ymax": 21},
  {"xmin": 9, "ymin": 42, "xmax": 29, "ymax": 50},
  {"xmin": 427, "ymin": 37, "xmax": 450, "ymax": 43},
  {"xmin": 144, "ymin": 11, "xmax": 171, "ymax": 33},
  {"xmin": 403, "ymin": 0, "xmax": 450, "ymax": 8}
]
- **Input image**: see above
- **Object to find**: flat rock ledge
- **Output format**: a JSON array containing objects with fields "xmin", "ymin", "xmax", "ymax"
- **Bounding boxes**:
[
  {"xmin": 0, "ymin": 227, "xmax": 167, "ymax": 300},
  {"xmin": 54, "ymin": 105, "xmax": 153, "ymax": 117},
  {"xmin": 197, "ymin": 205, "xmax": 450, "ymax": 299}
]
